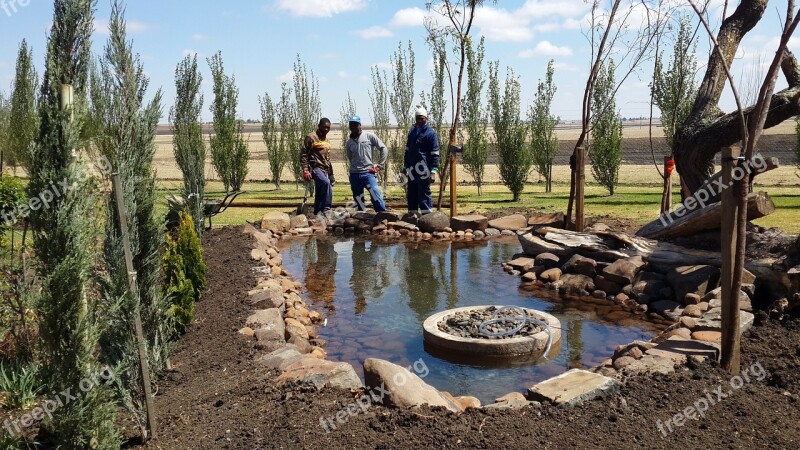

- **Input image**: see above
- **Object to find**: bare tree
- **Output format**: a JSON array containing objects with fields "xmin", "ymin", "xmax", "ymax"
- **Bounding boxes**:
[{"xmin": 675, "ymin": 0, "xmax": 800, "ymax": 196}]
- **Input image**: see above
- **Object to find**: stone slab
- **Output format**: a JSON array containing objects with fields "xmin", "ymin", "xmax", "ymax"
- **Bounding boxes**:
[{"xmin": 526, "ymin": 369, "xmax": 619, "ymax": 406}]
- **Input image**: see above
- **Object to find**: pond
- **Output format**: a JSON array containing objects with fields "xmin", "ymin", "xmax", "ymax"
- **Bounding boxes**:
[{"xmin": 277, "ymin": 236, "xmax": 661, "ymax": 404}]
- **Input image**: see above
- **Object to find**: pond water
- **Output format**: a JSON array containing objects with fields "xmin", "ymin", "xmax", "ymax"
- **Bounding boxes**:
[{"xmin": 277, "ymin": 236, "xmax": 662, "ymax": 404}]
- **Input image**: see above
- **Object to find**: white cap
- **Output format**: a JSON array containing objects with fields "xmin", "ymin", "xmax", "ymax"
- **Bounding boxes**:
[{"xmin": 415, "ymin": 106, "xmax": 427, "ymax": 118}]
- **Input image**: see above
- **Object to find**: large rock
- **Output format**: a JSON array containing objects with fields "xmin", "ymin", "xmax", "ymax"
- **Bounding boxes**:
[
  {"xmin": 535, "ymin": 253, "xmax": 561, "ymax": 269},
  {"xmin": 374, "ymin": 211, "xmax": 402, "ymax": 224},
  {"xmin": 246, "ymin": 309, "xmax": 285, "ymax": 337},
  {"xmin": 508, "ymin": 257, "xmax": 536, "ymax": 272},
  {"xmin": 562, "ymin": 254, "xmax": 597, "ymax": 278},
  {"xmin": 527, "ymin": 213, "xmax": 564, "ymax": 229},
  {"xmin": 602, "ymin": 256, "xmax": 646, "ymax": 286},
  {"xmin": 277, "ymin": 358, "xmax": 363, "ymax": 390},
  {"xmin": 363, "ymin": 358, "xmax": 462, "ymax": 412},
  {"xmin": 450, "ymin": 214, "xmax": 489, "ymax": 232},
  {"xmin": 418, "ymin": 212, "xmax": 451, "ymax": 233},
  {"xmin": 256, "ymin": 345, "xmax": 303, "ymax": 370},
  {"xmin": 290, "ymin": 214, "xmax": 309, "ymax": 229},
  {"xmin": 666, "ymin": 265, "xmax": 721, "ymax": 305},
  {"xmin": 285, "ymin": 318, "xmax": 309, "ymax": 340},
  {"xmin": 488, "ymin": 214, "xmax": 528, "ymax": 231},
  {"xmin": 631, "ymin": 272, "xmax": 671, "ymax": 304},
  {"xmin": 694, "ymin": 307, "xmax": 755, "ymax": 334},
  {"xmin": 248, "ymin": 287, "xmax": 284, "ymax": 310},
  {"xmin": 261, "ymin": 211, "xmax": 291, "ymax": 232},
  {"xmin": 649, "ymin": 300, "xmax": 684, "ymax": 322},
  {"xmin": 559, "ymin": 274, "xmax": 595, "ymax": 296},
  {"xmin": 595, "ymin": 275, "xmax": 623, "ymax": 295},
  {"xmin": 527, "ymin": 369, "xmax": 620, "ymax": 406}
]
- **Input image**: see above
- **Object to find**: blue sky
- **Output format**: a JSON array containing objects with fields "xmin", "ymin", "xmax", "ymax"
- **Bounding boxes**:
[{"xmin": 0, "ymin": 0, "xmax": 795, "ymax": 124}]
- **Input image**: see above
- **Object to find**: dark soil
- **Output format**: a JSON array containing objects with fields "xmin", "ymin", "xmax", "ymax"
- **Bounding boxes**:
[{"xmin": 136, "ymin": 225, "xmax": 800, "ymax": 449}]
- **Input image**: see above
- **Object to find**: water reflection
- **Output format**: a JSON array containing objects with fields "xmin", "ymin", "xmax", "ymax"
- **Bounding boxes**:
[
  {"xmin": 349, "ymin": 240, "xmax": 391, "ymax": 314},
  {"xmin": 278, "ymin": 236, "xmax": 659, "ymax": 404},
  {"xmin": 303, "ymin": 238, "xmax": 337, "ymax": 309}
]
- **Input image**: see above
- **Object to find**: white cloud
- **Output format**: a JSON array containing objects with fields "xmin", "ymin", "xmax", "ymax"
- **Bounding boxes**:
[
  {"xmin": 94, "ymin": 19, "xmax": 150, "ymax": 36},
  {"xmin": 533, "ymin": 23, "xmax": 561, "ymax": 32},
  {"xmin": 519, "ymin": 41, "xmax": 573, "ymax": 57},
  {"xmin": 273, "ymin": 0, "xmax": 368, "ymax": 18},
  {"xmin": 390, "ymin": 7, "xmax": 427, "ymax": 27},
  {"xmin": 277, "ymin": 70, "xmax": 295, "ymax": 82},
  {"xmin": 356, "ymin": 26, "xmax": 393, "ymax": 39},
  {"xmin": 518, "ymin": 0, "xmax": 590, "ymax": 19},
  {"xmin": 553, "ymin": 61, "xmax": 579, "ymax": 72},
  {"xmin": 474, "ymin": 6, "xmax": 533, "ymax": 42},
  {"xmin": 338, "ymin": 71, "xmax": 349, "ymax": 78},
  {"xmin": 192, "ymin": 33, "xmax": 206, "ymax": 41},
  {"xmin": 358, "ymin": 75, "xmax": 370, "ymax": 81}
]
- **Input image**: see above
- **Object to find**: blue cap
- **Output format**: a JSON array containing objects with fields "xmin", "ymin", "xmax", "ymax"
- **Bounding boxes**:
[{"xmin": 348, "ymin": 115, "xmax": 361, "ymax": 124}]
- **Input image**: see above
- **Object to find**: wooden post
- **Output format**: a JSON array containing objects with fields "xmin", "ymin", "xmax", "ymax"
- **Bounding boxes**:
[
  {"xmin": 435, "ymin": 156, "xmax": 449, "ymax": 211},
  {"xmin": 575, "ymin": 147, "xmax": 586, "ymax": 232},
  {"xmin": 112, "ymin": 173, "xmax": 157, "ymax": 440},
  {"xmin": 720, "ymin": 146, "xmax": 741, "ymax": 375},
  {"xmin": 449, "ymin": 152, "xmax": 457, "ymax": 217},
  {"xmin": 661, "ymin": 156, "xmax": 673, "ymax": 214}
]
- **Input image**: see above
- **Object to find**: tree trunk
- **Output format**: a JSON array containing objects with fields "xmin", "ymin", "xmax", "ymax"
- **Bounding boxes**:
[{"xmin": 674, "ymin": 1, "xmax": 800, "ymax": 195}]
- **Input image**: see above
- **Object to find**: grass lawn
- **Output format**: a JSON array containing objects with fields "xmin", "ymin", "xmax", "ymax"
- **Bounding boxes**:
[{"xmin": 157, "ymin": 179, "xmax": 800, "ymax": 235}]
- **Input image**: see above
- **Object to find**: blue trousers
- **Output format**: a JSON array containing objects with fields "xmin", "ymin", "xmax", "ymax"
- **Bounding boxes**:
[
  {"xmin": 312, "ymin": 168, "xmax": 332, "ymax": 214},
  {"xmin": 348, "ymin": 172, "xmax": 387, "ymax": 212},
  {"xmin": 406, "ymin": 172, "xmax": 432, "ymax": 214}
]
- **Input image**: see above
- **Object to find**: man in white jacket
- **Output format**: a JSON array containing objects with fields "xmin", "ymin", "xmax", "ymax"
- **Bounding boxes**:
[{"xmin": 345, "ymin": 115, "xmax": 388, "ymax": 212}]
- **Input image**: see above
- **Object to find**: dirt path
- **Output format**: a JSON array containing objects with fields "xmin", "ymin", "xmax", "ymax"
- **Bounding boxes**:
[{"xmin": 139, "ymin": 226, "xmax": 800, "ymax": 449}]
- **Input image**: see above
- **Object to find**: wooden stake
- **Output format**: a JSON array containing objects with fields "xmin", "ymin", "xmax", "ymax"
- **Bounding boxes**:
[
  {"xmin": 111, "ymin": 173, "xmax": 157, "ymax": 440},
  {"xmin": 661, "ymin": 156, "xmax": 673, "ymax": 214},
  {"xmin": 720, "ymin": 146, "xmax": 741, "ymax": 374},
  {"xmin": 449, "ymin": 152, "xmax": 457, "ymax": 217},
  {"xmin": 575, "ymin": 147, "xmax": 586, "ymax": 232}
]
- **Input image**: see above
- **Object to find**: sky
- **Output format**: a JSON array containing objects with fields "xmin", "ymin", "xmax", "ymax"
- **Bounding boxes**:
[{"xmin": 0, "ymin": 0, "xmax": 796, "ymax": 125}]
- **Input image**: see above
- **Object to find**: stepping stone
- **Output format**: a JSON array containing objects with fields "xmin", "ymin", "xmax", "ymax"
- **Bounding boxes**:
[
  {"xmin": 451, "ymin": 214, "xmax": 489, "ymax": 232},
  {"xmin": 694, "ymin": 308, "xmax": 754, "ymax": 334},
  {"xmin": 277, "ymin": 357, "xmax": 362, "ymax": 391},
  {"xmin": 650, "ymin": 337, "xmax": 721, "ymax": 363},
  {"xmin": 488, "ymin": 214, "xmax": 528, "ymax": 231},
  {"xmin": 527, "ymin": 369, "xmax": 620, "ymax": 406}
]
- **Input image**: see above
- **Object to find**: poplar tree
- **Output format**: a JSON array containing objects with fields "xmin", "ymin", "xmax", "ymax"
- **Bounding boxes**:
[
  {"xmin": 529, "ymin": 59, "xmax": 559, "ymax": 193},
  {"xmin": 28, "ymin": 0, "xmax": 120, "ymax": 445},
  {"xmin": 208, "ymin": 51, "xmax": 249, "ymax": 192},
  {"xmin": 291, "ymin": 55, "xmax": 321, "ymax": 187},
  {"xmin": 652, "ymin": 15, "xmax": 698, "ymax": 151},
  {"xmin": 8, "ymin": 39, "xmax": 38, "ymax": 171},
  {"xmin": 339, "ymin": 92, "xmax": 357, "ymax": 172},
  {"xmin": 170, "ymin": 54, "xmax": 206, "ymax": 234},
  {"xmin": 490, "ymin": 64, "xmax": 529, "ymax": 202},
  {"xmin": 389, "ymin": 41, "xmax": 415, "ymax": 183},
  {"xmin": 369, "ymin": 67, "xmax": 391, "ymax": 187},
  {"xmin": 590, "ymin": 59, "xmax": 623, "ymax": 195},
  {"xmin": 259, "ymin": 90, "xmax": 289, "ymax": 189},
  {"xmin": 460, "ymin": 37, "xmax": 488, "ymax": 195}
]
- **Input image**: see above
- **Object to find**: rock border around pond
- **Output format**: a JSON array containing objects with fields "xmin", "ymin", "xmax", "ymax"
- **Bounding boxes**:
[{"xmin": 238, "ymin": 214, "xmax": 787, "ymax": 417}]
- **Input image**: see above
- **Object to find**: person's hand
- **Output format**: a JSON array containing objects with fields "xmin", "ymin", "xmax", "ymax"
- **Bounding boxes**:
[
  {"xmin": 430, "ymin": 171, "xmax": 437, "ymax": 183},
  {"xmin": 368, "ymin": 165, "xmax": 381, "ymax": 174},
  {"xmin": 330, "ymin": 176, "xmax": 336, "ymax": 186},
  {"xmin": 303, "ymin": 169, "xmax": 312, "ymax": 181}
]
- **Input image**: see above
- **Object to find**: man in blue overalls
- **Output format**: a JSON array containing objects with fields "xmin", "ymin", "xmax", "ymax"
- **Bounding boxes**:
[{"xmin": 404, "ymin": 107, "xmax": 440, "ymax": 216}]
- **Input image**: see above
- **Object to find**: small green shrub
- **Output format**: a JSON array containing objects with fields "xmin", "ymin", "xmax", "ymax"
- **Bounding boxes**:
[
  {"xmin": 0, "ymin": 360, "xmax": 40, "ymax": 409},
  {"xmin": 162, "ymin": 234, "xmax": 195, "ymax": 335},
  {"xmin": 176, "ymin": 210, "xmax": 206, "ymax": 301}
]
